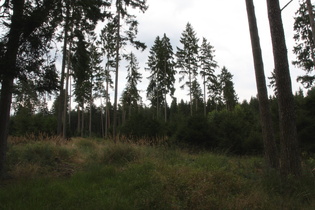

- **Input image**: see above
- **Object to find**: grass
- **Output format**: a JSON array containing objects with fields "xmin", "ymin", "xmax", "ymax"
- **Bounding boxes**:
[{"xmin": 1, "ymin": 136, "xmax": 314, "ymax": 209}]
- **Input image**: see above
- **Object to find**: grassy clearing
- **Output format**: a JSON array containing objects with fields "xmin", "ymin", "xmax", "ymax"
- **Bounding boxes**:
[{"xmin": 1, "ymin": 137, "xmax": 314, "ymax": 209}]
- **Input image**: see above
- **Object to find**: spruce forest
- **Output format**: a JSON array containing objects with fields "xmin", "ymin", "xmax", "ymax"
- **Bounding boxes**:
[{"xmin": 0, "ymin": 0, "xmax": 315, "ymax": 209}]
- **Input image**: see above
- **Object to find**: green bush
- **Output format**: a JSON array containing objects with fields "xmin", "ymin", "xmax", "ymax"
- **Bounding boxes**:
[
  {"xmin": 120, "ymin": 113, "xmax": 165, "ymax": 141},
  {"xmin": 175, "ymin": 115, "xmax": 215, "ymax": 149}
]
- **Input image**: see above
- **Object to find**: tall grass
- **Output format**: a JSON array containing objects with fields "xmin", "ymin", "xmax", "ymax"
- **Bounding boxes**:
[{"xmin": 1, "ymin": 137, "xmax": 314, "ymax": 209}]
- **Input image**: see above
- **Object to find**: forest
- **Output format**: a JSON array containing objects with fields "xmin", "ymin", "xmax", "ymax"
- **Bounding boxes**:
[
  {"xmin": 1, "ymin": 0, "xmax": 315, "ymax": 208},
  {"xmin": 1, "ymin": 0, "xmax": 315, "ymax": 198}
]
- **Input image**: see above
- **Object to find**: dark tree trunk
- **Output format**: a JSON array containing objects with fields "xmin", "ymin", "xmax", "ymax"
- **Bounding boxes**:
[
  {"xmin": 57, "ymin": 2, "xmax": 70, "ymax": 136},
  {"xmin": 266, "ymin": 0, "xmax": 301, "ymax": 176},
  {"xmin": 77, "ymin": 106, "xmax": 81, "ymax": 134},
  {"xmin": 245, "ymin": 0, "xmax": 279, "ymax": 170},
  {"xmin": 81, "ymin": 104, "xmax": 84, "ymax": 137},
  {"xmin": 0, "ymin": 0, "xmax": 25, "ymax": 177},
  {"xmin": 113, "ymin": 7, "xmax": 121, "ymax": 143}
]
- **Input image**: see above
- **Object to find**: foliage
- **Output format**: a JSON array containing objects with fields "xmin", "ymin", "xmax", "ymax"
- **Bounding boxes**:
[
  {"xmin": 176, "ymin": 22, "xmax": 200, "ymax": 115},
  {"xmin": 120, "ymin": 113, "xmax": 164, "ymax": 140},
  {"xmin": 219, "ymin": 66, "xmax": 238, "ymax": 111},
  {"xmin": 293, "ymin": 1, "xmax": 315, "ymax": 88},
  {"xmin": 175, "ymin": 115, "xmax": 215, "ymax": 149},
  {"xmin": 146, "ymin": 34, "xmax": 176, "ymax": 114},
  {"xmin": 121, "ymin": 52, "xmax": 142, "ymax": 116}
]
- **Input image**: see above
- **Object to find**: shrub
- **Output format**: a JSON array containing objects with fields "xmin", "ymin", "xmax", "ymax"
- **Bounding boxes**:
[
  {"xmin": 120, "ymin": 113, "xmax": 165, "ymax": 141},
  {"xmin": 175, "ymin": 115, "xmax": 216, "ymax": 149}
]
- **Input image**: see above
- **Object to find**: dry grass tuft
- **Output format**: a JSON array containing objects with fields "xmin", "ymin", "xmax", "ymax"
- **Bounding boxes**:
[{"xmin": 8, "ymin": 133, "xmax": 68, "ymax": 146}]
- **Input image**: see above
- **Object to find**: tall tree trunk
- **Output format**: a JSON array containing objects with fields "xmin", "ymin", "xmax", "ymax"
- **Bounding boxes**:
[
  {"xmin": 164, "ymin": 59, "xmax": 167, "ymax": 122},
  {"xmin": 57, "ymin": 2, "xmax": 70, "ymax": 136},
  {"xmin": 203, "ymin": 75, "xmax": 207, "ymax": 117},
  {"xmin": 266, "ymin": 0, "xmax": 301, "ymax": 176},
  {"xmin": 77, "ymin": 106, "xmax": 81, "ymax": 134},
  {"xmin": 189, "ymin": 65, "xmax": 192, "ymax": 116},
  {"xmin": 0, "ymin": 0, "xmax": 25, "ymax": 177},
  {"xmin": 105, "ymin": 82, "xmax": 109, "ymax": 139},
  {"xmin": 81, "ymin": 104, "xmax": 84, "ymax": 137},
  {"xmin": 101, "ymin": 103, "xmax": 104, "ymax": 139},
  {"xmin": 89, "ymin": 100, "xmax": 92, "ymax": 138},
  {"xmin": 63, "ymin": 42, "xmax": 71, "ymax": 139},
  {"xmin": 113, "ymin": 7, "xmax": 121, "ymax": 143},
  {"xmin": 245, "ymin": 0, "xmax": 279, "ymax": 170},
  {"xmin": 157, "ymin": 77, "xmax": 159, "ymax": 119},
  {"xmin": 306, "ymin": 0, "xmax": 315, "ymax": 68}
]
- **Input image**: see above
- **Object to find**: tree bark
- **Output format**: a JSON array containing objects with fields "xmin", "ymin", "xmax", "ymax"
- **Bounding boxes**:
[
  {"xmin": 81, "ymin": 104, "xmax": 84, "ymax": 137},
  {"xmin": 62, "ymin": 44, "xmax": 71, "ymax": 139},
  {"xmin": 306, "ymin": 0, "xmax": 315, "ymax": 68},
  {"xmin": 0, "ymin": 0, "xmax": 25, "ymax": 177},
  {"xmin": 245, "ymin": 0, "xmax": 279, "ymax": 170},
  {"xmin": 266, "ymin": 0, "xmax": 301, "ymax": 176},
  {"xmin": 113, "ymin": 6, "xmax": 121, "ymax": 143},
  {"xmin": 77, "ymin": 106, "xmax": 81, "ymax": 134},
  {"xmin": 57, "ymin": 2, "xmax": 70, "ymax": 136},
  {"xmin": 105, "ymin": 81, "xmax": 109, "ymax": 139}
]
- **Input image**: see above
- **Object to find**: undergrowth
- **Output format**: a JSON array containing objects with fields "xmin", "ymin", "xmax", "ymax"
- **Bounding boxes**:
[{"xmin": 0, "ymin": 136, "xmax": 314, "ymax": 209}]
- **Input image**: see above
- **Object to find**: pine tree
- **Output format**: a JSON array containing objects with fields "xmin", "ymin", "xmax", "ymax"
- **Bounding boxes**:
[
  {"xmin": 0, "ymin": 0, "xmax": 62, "ymax": 177},
  {"xmin": 219, "ymin": 67, "xmax": 238, "ymax": 111},
  {"xmin": 88, "ymin": 40, "xmax": 103, "ymax": 137},
  {"xmin": 176, "ymin": 22, "xmax": 200, "ymax": 116},
  {"xmin": 112, "ymin": 0, "xmax": 148, "ymax": 142},
  {"xmin": 147, "ymin": 34, "xmax": 176, "ymax": 121},
  {"xmin": 56, "ymin": 0, "xmax": 111, "ymax": 137},
  {"xmin": 121, "ymin": 52, "xmax": 142, "ymax": 120},
  {"xmin": 71, "ymin": 30, "xmax": 91, "ymax": 137},
  {"xmin": 245, "ymin": 0, "xmax": 279, "ymax": 170},
  {"xmin": 199, "ymin": 37, "xmax": 218, "ymax": 116},
  {"xmin": 100, "ymin": 21, "xmax": 115, "ymax": 139},
  {"xmin": 293, "ymin": 1, "xmax": 315, "ymax": 87},
  {"xmin": 266, "ymin": 0, "xmax": 302, "ymax": 177}
]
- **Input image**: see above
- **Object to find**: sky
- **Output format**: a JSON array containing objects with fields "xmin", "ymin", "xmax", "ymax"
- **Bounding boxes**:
[{"xmin": 113, "ymin": 0, "xmax": 308, "ymax": 105}]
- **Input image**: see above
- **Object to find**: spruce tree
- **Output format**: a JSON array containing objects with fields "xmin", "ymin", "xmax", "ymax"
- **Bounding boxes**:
[
  {"xmin": 112, "ymin": 0, "xmax": 147, "ymax": 142},
  {"xmin": 56, "ymin": 0, "xmax": 111, "ymax": 137},
  {"xmin": 199, "ymin": 37, "xmax": 218, "ymax": 116},
  {"xmin": 121, "ymin": 52, "xmax": 142, "ymax": 120},
  {"xmin": 176, "ymin": 22, "xmax": 200, "ymax": 116},
  {"xmin": 246, "ymin": 0, "xmax": 279, "ymax": 170},
  {"xmin": 293, "ymin": 1, "xmax": 315, "ymax": 87},
  {"xmin": 266, "ymin": 0, "xmax": 302, "ymax": 177},
  {"xmin": 147, "ymin": 34, "xmax": 176, "ymax": 121},
  {"xmin": 219, "ymin": 67, "xmax": 238, "ymax": 111}
]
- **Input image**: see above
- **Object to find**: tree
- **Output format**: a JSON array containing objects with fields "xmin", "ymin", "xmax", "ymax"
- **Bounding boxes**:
[
  {"xmin": 245, "ymin": 0, "xmax": 279, "ymax": 170},
  {"xmin": 71, "ymin": 30, "xmax": 91, "ymax": 137},
  {"xmin": 199, "ymin": 37, "xmax": 218, "ymax": 116},
  {"xmin": 0, "ymin": 0, "xmax": 62, "ymax": 177},
  {"xmin": 56, "ymin": 0, "xmax": 110, "ymax": 137},
  {"xmin": 121, "ymin": 52, "xmax": 142, "ymax": 120},
  {"xmin": 176, "ymin": 22, "xmax": 200, "ymax": 116},
  {"xmin": 146, "ymin": 34, "xmax": 176, "ymax": 121},
  {"xmin": 88, "ymin": 39, "xmax": 103, "ymax": 137},
  {"xmin": 219, "ymin": 67, "xmax": 238, "ymax": 111},
  {"xmin": 112, "ymin": 0, "xmax": 148, "ymax": 142},
  {"xmin": 147, "ymin": 36, "xmax": 164, "ymax": 119},
  {"xmin": 100, "ymin": 21, "xmax": 116, "ymax": 139},
  {"xmin": 161, "ymin": 34, "xmax": 176, "ymax": 122},
  {"xmin": 293, "ymin": 0, "xmax": 315, "ymax": 87},
  {"xmin": 266, "ymin": 0, "xmax": 302, "ymax": 176}
]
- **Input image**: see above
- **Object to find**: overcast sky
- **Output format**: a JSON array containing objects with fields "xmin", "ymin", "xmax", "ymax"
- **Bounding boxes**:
[{"xmin": 113, "ymin": 0, "xmax": 307, "ymax": 105}]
